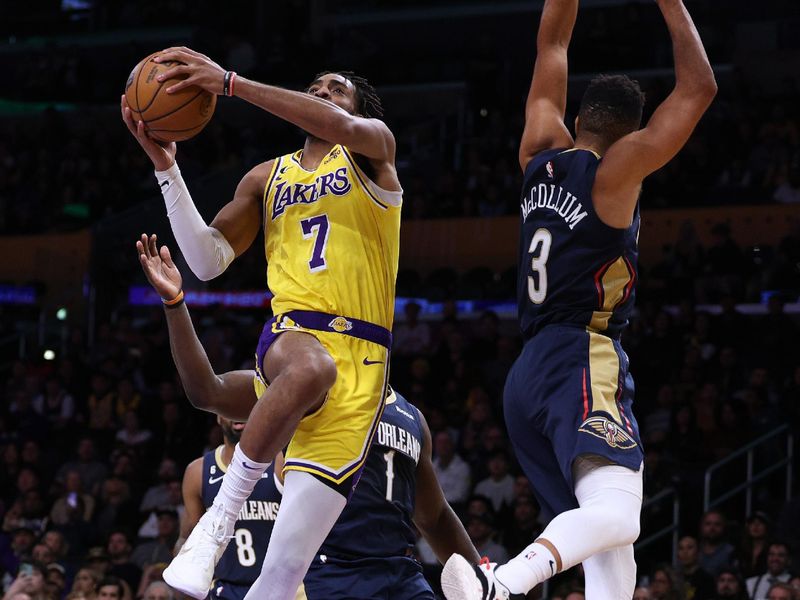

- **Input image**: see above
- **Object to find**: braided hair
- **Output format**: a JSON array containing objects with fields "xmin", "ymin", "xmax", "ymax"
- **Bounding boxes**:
[{"xmin": 310, "ymin": 71, "xmax": 384, "ymax": 118}]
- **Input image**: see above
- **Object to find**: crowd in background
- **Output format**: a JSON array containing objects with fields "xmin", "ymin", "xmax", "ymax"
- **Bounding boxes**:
[{"xmin": 1, "ymin": 230, "xmax": 799, "ymax": 597}]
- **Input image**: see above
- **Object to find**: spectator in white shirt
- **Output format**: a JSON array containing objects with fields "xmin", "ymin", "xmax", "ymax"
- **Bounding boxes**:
[
  {"xmin": 432, "ymin": 430, "xmax": 471, "ymax": 507},
  {"xmin": 746, "ymin": 542, "xmax": 792, "ymax": 600},
  {"xmin": 474, "ymin": 451, "xmax": 515, "ymax": 514}
]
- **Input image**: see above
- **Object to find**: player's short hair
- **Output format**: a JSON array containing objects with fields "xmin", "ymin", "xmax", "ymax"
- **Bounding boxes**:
[
  {"xmin": 310, "ymin": 71, "xmax": 384, "ymax": 118},
  {"xmin": 578, "ymin": 74, "xmax": 645, "ymax": 144}
]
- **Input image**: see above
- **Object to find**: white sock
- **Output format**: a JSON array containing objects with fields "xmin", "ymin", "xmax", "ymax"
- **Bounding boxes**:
[
  {"xmin": 212, "ymin": 444, "xmax": 271, "ymax": 521},
  {"xmin": 495, "ymin": 543, "xmax": 556, "ymax": 594},
  {"xmin": 493, "ymin": 457, "xmax": 643, "ymax": 595},
  {"xmin": 243, "ymin": 471, "xmax": 346, "ymax": 600}
]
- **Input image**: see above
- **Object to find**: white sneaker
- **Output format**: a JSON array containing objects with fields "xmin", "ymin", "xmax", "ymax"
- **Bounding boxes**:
[
  {"xmin": 163, "ymin": 504, "xmax": 234, "ymax": 599},
  {"xmin": 441, "ymin": 555, "xmax": 522, "ymax": 600}
]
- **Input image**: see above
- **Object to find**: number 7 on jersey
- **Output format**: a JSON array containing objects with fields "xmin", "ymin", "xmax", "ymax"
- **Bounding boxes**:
[{"xmin": 300, "ymin": 214, "xmax": 330, "ymax": 272}]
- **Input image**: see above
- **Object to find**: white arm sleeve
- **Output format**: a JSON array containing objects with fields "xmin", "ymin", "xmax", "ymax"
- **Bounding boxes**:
[{"xmin": 155, "ymin": 163, "xmax": 235, "ymax": 281}]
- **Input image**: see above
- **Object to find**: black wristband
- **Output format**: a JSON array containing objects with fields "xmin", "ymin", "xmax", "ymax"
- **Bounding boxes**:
[{"xmin": 223, "ymin": 71, "xmax": 236, "ymax": 97}]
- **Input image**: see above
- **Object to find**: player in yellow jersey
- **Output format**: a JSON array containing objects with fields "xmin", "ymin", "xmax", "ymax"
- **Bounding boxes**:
[{"xmin": 121, "ymin": 48, "xmax": 402, "ymax": 600}]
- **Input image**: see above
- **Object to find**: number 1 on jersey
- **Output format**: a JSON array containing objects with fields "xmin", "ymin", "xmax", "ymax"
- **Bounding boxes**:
[
  {"xmin": 300, "ymin": 214, "xmax": 330, "ymax": 272},
  {"xmin": 528, "ymin": 228, "xmax": 552, "ymax": 304}
]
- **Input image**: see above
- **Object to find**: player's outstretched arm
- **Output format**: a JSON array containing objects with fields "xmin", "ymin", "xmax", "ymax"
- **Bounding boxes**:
[
  {"xmin": 137, "ymin": 234, "xmax": 257, "ymax": 421},
  {"xmin": 153, "ymin": 47, "xmax": 395, "ymax": 163},
  {"xmin": 594, "ymin": 0, "xmax": 717, "ymax": 224},
  {"xmin": 412, "ymin": 413, "xmax": 481, "ymax": 564},
  {"xmin": 518, "ymin": 0, "xmax": 578, "ymax": 171}
]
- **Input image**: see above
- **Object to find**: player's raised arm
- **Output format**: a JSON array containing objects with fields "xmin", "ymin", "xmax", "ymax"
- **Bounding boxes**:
[
  {"xmin": 412, "ymin": 413, "xmax": 481, "ymax": 565},
  {"xmin": 153, "ymin": 48, "xmax": 395, "ymax": 164},
  {"xmin": 518, "ymin": 0, "xmax": 578, "ymax": 171},
  {"xmin": 137, "ymin": 234, "xmax": 257, "ymax": 420},
  {"xmin": 594, "ymin": 0, "xmax": 717, "ymax": 222}
]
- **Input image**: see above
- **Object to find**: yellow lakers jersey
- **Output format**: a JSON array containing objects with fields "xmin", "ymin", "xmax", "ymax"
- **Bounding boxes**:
[{"xmin": 262, "ymin": 145, "xmax": 402, "ymax": 330}]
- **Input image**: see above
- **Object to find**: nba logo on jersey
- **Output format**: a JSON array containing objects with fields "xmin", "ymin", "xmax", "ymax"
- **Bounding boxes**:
[
  {"xmin": 546, "ymin": 161, "xmax": 554, "ymax": 178},
  {"xmin": 328, "ymin": 316, "xmax": 353, "ymax": 333}
]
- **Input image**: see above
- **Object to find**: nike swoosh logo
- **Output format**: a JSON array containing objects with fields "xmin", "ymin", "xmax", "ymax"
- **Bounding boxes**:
[
  {"xmin": 549, "ymin": 559, "xmax": 555, "ymax": 575},
  {"xmin": 363, "ymin": 357, "xmax": 384, "ymax": 366},
  {"xmin": 242, "ymin": 461, "xmax": 260, "ymax": 470},
  {"xmin": 159, "ymin": 180, "xmax": 169, "ymax": 188},
  {"xmin": 208, "ymin": 476, "xmax": 224, "ymax": 485}
]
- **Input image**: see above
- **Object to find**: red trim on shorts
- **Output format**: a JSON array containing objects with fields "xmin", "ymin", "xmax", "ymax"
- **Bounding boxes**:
[{"xmin": 582, "ymin": 367, "xmax": 589, "ymax": 420}]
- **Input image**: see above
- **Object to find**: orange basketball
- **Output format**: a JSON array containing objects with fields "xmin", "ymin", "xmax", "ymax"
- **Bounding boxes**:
[{"xmin": 124, "ymin": 52, "xmax": 216, "ymax": 143}]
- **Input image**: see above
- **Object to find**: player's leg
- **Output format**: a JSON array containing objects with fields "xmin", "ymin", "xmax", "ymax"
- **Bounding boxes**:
[
  {"xmin": 164, "ymin": 328, "xmax": 336, "ymax": 598},
  {"xmin": 491, "ymin": 456, "xmax": 642, "ymax": 598},
  {"xmin": 244, "ymin": 470, "xmax": 347, "ymax": 600},
  {"xmin": 581, "ymin": 544, "xmax": 636, "ymax": 600}
]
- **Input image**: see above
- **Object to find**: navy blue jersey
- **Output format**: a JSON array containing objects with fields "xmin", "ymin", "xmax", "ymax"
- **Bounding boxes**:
[
  {"xmin": 517, "ymin": 148, "xmax": 639, "ymax": 340},
  {"xmin": 320, "ymin": 390, "xmax": 423, "ymax": 559},
  {"xmin": 201, "ymin": 447, "xmax": 281, "ymax": 586}
]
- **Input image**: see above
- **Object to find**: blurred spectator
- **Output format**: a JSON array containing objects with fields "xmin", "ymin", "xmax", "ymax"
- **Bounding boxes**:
[
  {"xmin": 106, "ymin": 531, "xmax": 141, "ymax": 593},
  {"xmin": 142, "ymin": 581, "xmax": 173, "ymax": 600},
  {"xmin": 56, "ymin": 439, "xmax": 108, "ymax": 497},
  {"xmin": 765, "ymin": 582, "xmax": 795, "ymax": 600},
  {"xmin": 502, "ymin": 496, "xmax": 542, "ymax": 557},
  {"xmin": 138, "ymin": 461, "xmax": 179, "ymax": 515},
  {"xmin": 633, "ymin": 587, "xmax": 652, "ymax": 600},
  {"xmin": 713, "ymin": 568, "xmax": 748, "ymax": 599},
  {"xmin": 96, "ymin": 576, "xmax": 123, "ymax": 600},
  {"xmin": 737, "ymin": 511, "xmax": 772, "ymax": 579},
  {"xmin": 648, "ymin": 564, "xmax": 686, "ymax": 600},
  {"xmin": 393, "ymin": 302, "xmax": 431, "ymax": 357},
  {"xmin": 698, "ymin": 510, "xmax": 736, "ymax": 576},
  {"xmin": 465, "ymin": 511, "xmax": 508, "ymax": 564},
  {"xmin": 50, "ymin": 471, "xmax": 95, "ymax": 526},
  {"xmin": 677, "ymin": 535, "xmax": 715, "ymax": 599},
  {"xmin": 473, "ymin": 451, "xmax": 514, "ymax": 514},
  {"xmin": 746, "ymin": 542, "xmax": 793, "ymax": 600},
  {"xmin": 45, "ymin": 563, "xmax": 66, "ymax": 599},
  {"xmin": 69, "ymin": 568, "xmax": 100, "ymax": 598},
  {"xmin": 130, "ymin": 509, "xmax": 178, "ymax": 570},
  {"xmin": 432, "ymin": 431, "xmax": 471, "ymax": 507},
  {"xmin": 2, "ymin": 562, "xmax": 47, "ymax": 600}
]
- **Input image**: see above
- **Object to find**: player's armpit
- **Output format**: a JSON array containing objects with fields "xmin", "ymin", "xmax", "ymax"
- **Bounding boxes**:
[{"xmin": 210, "ymin": 160, "xmax": 273, "ymax": 257}]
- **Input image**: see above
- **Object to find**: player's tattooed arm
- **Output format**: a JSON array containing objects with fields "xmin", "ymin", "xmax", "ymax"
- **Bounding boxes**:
[
  {"xmin": 137, "ymin": 235, "xmax": 257, "ymax": 421},
  {"xmin": 518, "ymin": 0, "xmax": 578, "ymax": 171},
  {"xmin": 412, "ymin": 413, "xmax": 481, "ymax": 564}
]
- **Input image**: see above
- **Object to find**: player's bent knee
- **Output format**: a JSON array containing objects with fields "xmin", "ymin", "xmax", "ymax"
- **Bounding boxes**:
[
  {"xmin": 284, "ymin": 352, "xmax": 337, "ymax": 399},
  {"xmin": 602, "ymin": 508, "xmax": 640, "ymax": 546}
]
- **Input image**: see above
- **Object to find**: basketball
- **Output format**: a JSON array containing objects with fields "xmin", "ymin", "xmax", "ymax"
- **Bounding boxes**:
[{"xmin": 124, "ymin": 52, "xmax": 216, "ymax": 143}]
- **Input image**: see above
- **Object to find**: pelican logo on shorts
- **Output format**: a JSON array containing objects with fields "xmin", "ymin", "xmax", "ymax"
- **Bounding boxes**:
[
  {"xmin": 578, "ymin": 416, "xmax": 637, "ymax": 450},
  {"xmin": 328, "ymin": 316, "xmax": 353, "ymax": 333}
]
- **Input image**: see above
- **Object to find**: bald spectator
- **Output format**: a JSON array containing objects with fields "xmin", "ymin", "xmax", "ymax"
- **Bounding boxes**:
[{"xmin": 143, "ymin": 581, "xmax": 173, "ymax": 600}]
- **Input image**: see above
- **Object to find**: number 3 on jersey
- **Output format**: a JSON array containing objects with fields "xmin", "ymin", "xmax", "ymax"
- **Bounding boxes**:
[
  {"xmin": 528, "ymin": 228, "xmax": 552, "ymax": 304},
  {"xmin": 300, "ymin": 214, "xmax": 330, "ymax": 272}
]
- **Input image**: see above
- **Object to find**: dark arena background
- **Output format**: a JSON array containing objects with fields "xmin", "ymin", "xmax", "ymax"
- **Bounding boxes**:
[{"xmin": 0, "ymin": 1, "xmax": 798, "ymax": 598}]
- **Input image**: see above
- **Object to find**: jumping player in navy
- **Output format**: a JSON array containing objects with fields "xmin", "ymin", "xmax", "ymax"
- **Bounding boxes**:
[
  {"xmin": 441, "ymin": 0, "xmax": 716, "ymax": 598},
  {"xmin": 137, "ymin": 234, "xmax": 479, "ymax": 599}
]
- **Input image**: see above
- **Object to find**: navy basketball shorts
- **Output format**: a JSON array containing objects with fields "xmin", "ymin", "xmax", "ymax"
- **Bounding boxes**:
[
  {"xmin": 304, "ymin": 554, "xmax": 435, "ymax": 600},
  {"xmin": 504, "ymin": 324, "xmax": 644, "ymax": 521}
]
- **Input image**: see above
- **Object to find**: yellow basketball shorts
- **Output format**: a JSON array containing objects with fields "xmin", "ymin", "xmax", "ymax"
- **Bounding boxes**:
[{"xmin": 254, "ymin": 310, "xmax": 390, "ymax": 491}]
